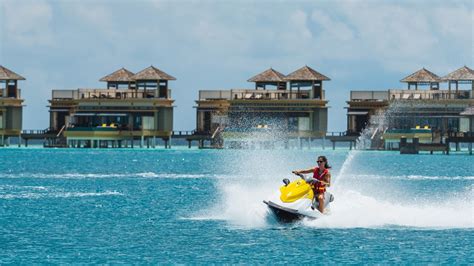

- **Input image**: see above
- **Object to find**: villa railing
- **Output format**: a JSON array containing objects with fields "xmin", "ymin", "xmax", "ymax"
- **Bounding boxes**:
[
  {"xmin": 51, "ymin": 88, "xmax": 172, "ymax": 100},
  {"xmin": 172, "ymin": 130, "xmax": 196, "ymax": 136},
  {"xmin": 0, "ymin": 88, "xmax": 22, "ymax": 99},
  {"xmin": 389, "ymin": 89, "xmax": 472, "ymax": 100},
  {"xmin": 350, "ymin": 89, "xmax": 472, "ymax": 101},
  {"xmin": 199, "ymin": 89, "xmax": 324, "ymax": 100},
  {"xmin": 21, "ymin": 127, "xmax": 54, "ymax": 135},
  {"xmin": 350, "ymin": 91, "xmax": 389, "ymax": 101}
]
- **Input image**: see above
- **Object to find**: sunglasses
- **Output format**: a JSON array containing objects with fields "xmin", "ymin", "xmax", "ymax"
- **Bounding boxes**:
[{"xmin": 317, "ymin": 160, "xmax": 325, "ymax": 163}]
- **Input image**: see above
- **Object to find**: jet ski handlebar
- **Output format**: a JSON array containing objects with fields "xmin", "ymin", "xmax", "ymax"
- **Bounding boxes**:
[{"xmin": 293, "ymin": 172, "xmax": 305, "ymax": 178}]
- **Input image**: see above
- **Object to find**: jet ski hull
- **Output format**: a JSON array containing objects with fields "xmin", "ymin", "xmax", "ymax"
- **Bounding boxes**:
[{"xmin": 264, "ymin": 200, "xmax": 310, "ymax": 223}]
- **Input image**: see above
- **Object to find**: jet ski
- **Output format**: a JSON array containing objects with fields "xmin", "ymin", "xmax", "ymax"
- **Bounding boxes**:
[{"xmin": 263, "ymin": 173, "xmax": 334, "ymax": 222}]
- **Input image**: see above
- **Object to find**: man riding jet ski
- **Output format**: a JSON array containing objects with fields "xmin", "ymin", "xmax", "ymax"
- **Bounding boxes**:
[{"xmin": 263, "ymin": 156, "xmax": 334, "ymax": 222}]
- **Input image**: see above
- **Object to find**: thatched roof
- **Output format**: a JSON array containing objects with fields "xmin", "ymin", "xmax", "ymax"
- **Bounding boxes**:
[
  {"xmin": 400, "ymin": 68, "xmax": 440, "ymax": 83},
  {"xmin": 99, "ymin": 68, "xmax": 135, "ymax": 82},
  {"xmin": 460, "ymin": 106, "xmax": 474, "ymax": 116},
  {"xmin": 247, "ymin": 68, "xmax": 286, "ymax": 82},
  {"xmin": 0, "ymin": 65, "xmax": 25, "ymax": 80},
  {"xmin": 285, "ymin": 65, "xmax": 330, "ymax": 81},
  {"xmin": 130, "ymin": 66, "xmax": 176, "ymax": 81},
  {"xmin": 441, "ymin": 66, "xmax": 474, "ymax": 81}
]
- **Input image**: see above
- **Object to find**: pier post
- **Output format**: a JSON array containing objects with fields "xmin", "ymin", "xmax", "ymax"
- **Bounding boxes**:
[
  {"xmin": 140, "ymin": 136, "xmax": 144, "ymax": 148},
  {"xmin": 188, "ymin": 140, "xmax": 192, "ymax": 148},
  {"xmin": 146, "ymin": 137, "xmax": 150, "ymax": 148},
  {"xmin": 153, "ymin": 136, "xmax": 156, "ymax": 148},
  {"xmin": 18, "ymin": 134, "xmax": 21, "ymax": 147},
  {"xmin": 169, "ymin": 137, "xmax": 172, "ymax": 149},
  {"xmin": 322, "ymin": 137, "xmax": 325, "ymax": 150},
  {"xmin": 349, "ymin": 141, "xmax": 353, "ymax": 150},
  {"xmin": 25, "ymin": 139, "xmax": 28, "ymax": 147},
  {"xmin": 332, "ymin": 141, "xmax": 336, "ymax": 150},
  {"xmin": 469, "ymin": 142, "xmax": 472, "ymax": 155},
  {"xmin": 455, "ymin": 142, "xmax": 460, "ymax": 151}
]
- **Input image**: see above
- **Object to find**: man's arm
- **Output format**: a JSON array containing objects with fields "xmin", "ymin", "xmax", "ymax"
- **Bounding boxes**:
[
  {"xmin": 292, "ymin": 168, "xmax": 315, "ymax": 175},
  {"xmin": 324, "ymin": 172, "xmax": 331, "ymax": 187}
]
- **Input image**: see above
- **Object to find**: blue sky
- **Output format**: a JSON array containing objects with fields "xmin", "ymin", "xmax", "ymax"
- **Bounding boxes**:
[{"xmin": 1, "ymin": 0, "xmax": 472, "ymax": 132}]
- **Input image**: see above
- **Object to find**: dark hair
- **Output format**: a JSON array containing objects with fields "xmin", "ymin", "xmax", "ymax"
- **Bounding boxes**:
[{"xmin": 318, "ymin": 156, "xmax": 331, "ymax": 169}]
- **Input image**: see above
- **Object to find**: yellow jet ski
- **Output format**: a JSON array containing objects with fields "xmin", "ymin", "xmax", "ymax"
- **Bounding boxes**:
[{"xmin": 263, "ymin": 173, "xmax": 334, "ymax": 222}]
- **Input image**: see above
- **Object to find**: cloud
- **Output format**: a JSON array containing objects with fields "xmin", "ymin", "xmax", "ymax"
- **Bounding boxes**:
[
  {"xmin": 3, "ymin": 0, "xmax": 54, "ymax": 47},
  {"xmin": 70, "ymin": 3, "xmax": 115, "ymax": 36}
]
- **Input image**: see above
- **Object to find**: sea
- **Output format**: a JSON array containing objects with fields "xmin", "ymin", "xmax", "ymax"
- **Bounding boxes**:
[{"xmin": 0, "ymin": 147, "xmax": 472, "ymax": 264}]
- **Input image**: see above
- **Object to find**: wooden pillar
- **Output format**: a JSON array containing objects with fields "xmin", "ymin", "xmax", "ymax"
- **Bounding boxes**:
[
  {"xmin": 188, "ymin": 140, "xmax": 192, "ymax": 148},
  {"xmin": 332, "ymin": 141, "xmax": 336, "ymax": 150},
  {"xmin": 322, "ymin": 137, "xmax": 325, "ymax": 150},
  {"xmin": 469, "ymin": 142, "xmax": 472, "ymax": 155},
  {"xmin": 349, "ymin": 141, "xmax": 353, "ymax": 150},
  {"xmin": 448, "ymin": 81, "xmax": 451, "ymax": 99}
]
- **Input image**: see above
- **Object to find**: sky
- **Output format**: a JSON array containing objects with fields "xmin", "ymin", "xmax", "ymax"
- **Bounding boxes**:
[{"xmin": 1, "ymin": 0, "xmax": 473, "ymax": 132}]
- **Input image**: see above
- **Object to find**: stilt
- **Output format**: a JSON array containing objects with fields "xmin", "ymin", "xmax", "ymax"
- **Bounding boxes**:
[
  {"xmin": 168, "ymin": 137, "xmax": 172, "ymax": 149},
  {"xmin": 188, "ymin": 140, "xmax": 192, "ymax": 148},
  {"xmin": 147, "ymin": 137, "xmax": 150, "ymax": 148},
  {"xmin": 25, "ymin": 139, "xmax": 28, "ymax": 147},
  {"xmin": 455, "ymin": 142, "xmax": 460, "ymax": 151},
  {"xmin": 469, "ymin": 142, "xmax": 472, "ymax": 155},
  {"xmin": 349, "ymin": 141, "xmax": 353, "ymax": 150},
  {"xmin": 332, "ymin": 141, "xmax": 336, "ymax": 150},
  {"xmin": 18, "ymin": 134, "xmax": 21, "ymax": 147},
  {"xmin": 140, "ymin": 136, "xmax": 144, "ymax": 148},
  {"xmin": 153, "ymin": 136, "xmax": 156, "ymax": 148}
]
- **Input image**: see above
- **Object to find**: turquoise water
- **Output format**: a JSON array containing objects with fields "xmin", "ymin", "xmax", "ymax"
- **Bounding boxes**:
[{"xmin": 0, "ymin": 148, "xmax": 472, "ymax": 263}]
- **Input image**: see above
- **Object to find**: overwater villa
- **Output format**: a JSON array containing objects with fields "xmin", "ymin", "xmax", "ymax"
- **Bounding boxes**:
[
  {"xmin": 0, "ymin": 66, "xmax": 25, "ymax": 147},
  {"xmin": 195, "ymin": 66, "xmax": 330, "ymax": 148},
  {"xmin": 48, "ymin": 66, "xmax": 175, "ymax": 148},
  {"xmin": 346, "ymin": 66, "xmax": 474, "ymax": 149}
]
